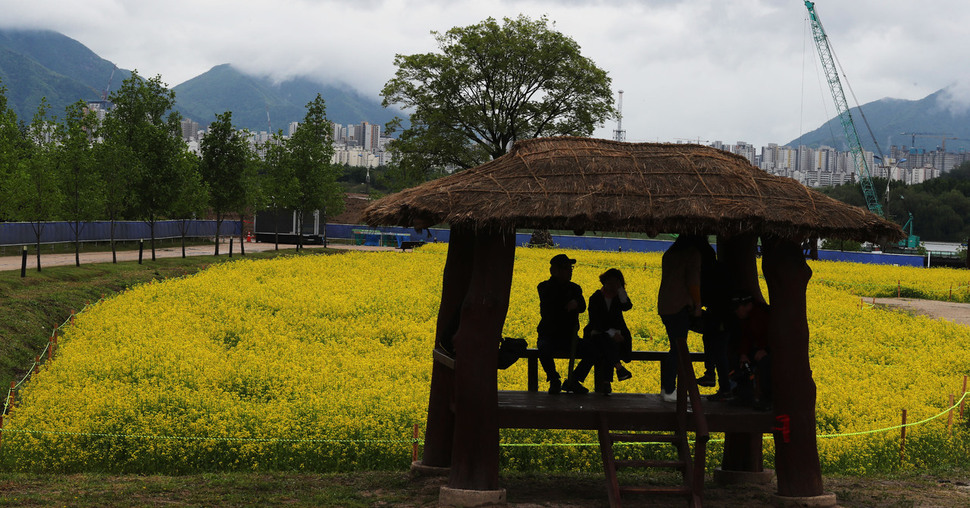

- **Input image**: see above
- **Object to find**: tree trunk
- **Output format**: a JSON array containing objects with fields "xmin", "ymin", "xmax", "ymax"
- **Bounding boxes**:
[
  {"xmin": 296, "ymin": 210, "xmax": 304, "ymax": 251},
  {"xmin": 110, "ymin": 219, "xmax": 117, "ymax": 264},
  {"xmin": 448, "ymin": 226, "xmax": 516, "ymax": 491},
  {"xmin": 762, "ymin": 236, "xmax": 823, "ymax": 497},
  {"xmin": 214, "ymin": 215, "xmax": 223, "ymax": 256},
  {"xmin": 149, "ymin": 220, "xmax": 157, "ymax": 261},
  {"xmin": 73, "ymin": 219, "xmax": 82, "ymax": 267},
  {"xmin": 421, "ymin": 227, "xmax": 477, "ymax": 467},
  {"xmin": 179, "ymin": 219, "xmax": 188, "ymax": 258},
  {"xmin": 716, "ymin": 233, "xmax": 766, "ymax": 471},
  {"xmin": 239, "ymin": 217, "xmax": 246, "ymax": 256},
  {"xmin": 274, "ymin": 210, "xmax": 280, "ymax": 251},
  {"xmin": 32, "ymin": 221, "xmax": 43, "ymax": 272}
]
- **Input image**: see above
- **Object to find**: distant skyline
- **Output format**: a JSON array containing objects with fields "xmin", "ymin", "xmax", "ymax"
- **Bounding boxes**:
[{"xmin": 2, "ymin": 0, "xmax": 969, "ymax": 148}]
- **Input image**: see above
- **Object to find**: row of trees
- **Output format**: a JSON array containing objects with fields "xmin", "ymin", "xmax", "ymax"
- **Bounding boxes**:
[
  {"xmin": 0, "ymin": 72, "xmax": 344, "ymax": 270},
  {"xmin": 820, "ymin": 162, "xmax": 970, "ymax": 243}
]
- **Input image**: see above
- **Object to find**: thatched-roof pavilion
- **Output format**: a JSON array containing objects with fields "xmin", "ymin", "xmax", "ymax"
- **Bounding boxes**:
[{"xmin": 363, "ymin": 136, "xmax": 904, "ymax": 507}]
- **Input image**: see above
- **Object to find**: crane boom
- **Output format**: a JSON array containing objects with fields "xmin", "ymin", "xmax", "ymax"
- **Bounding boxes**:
[{"xmin": 804, "ymin": 1, "xmax": 883, "ymax": 216}]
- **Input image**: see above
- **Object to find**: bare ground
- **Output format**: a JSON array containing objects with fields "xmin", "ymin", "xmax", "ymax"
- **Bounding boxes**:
[{"xmin": 873, "ymin": 297, "xmax": 970, "ymax": 326}]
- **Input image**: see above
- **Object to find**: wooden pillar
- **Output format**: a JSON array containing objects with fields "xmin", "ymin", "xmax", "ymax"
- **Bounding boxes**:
[
  {"xmin": 717, "ymin": 233, "xmax": 766, "ymax": 473},
  {"xmin": 717, "ymin": 233, "xmax": 763, "ymax": 303},
  {"xmin": 762, "ymin": 236, "xmax": 823, "ymax": 497},
  {"xmin": 448, "ymin": 226, "xmax": 516, "ymax": 491},
  {"xmin": 420, "ymin": 226, "xmax": 476, "ymax": 468}
]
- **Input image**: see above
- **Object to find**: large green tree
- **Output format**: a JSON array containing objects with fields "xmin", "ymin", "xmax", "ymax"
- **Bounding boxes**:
[
  {"xmin": 91, "ymin": 138, "xmax": 136, "ymax": 263},
  {"xmin": 200, "ymin": 111, "xmax": 257, "ymax": 256},
  {"xmin": 381, "ymin": 14, "xmax": 615, "ymax": 187},
  {"xmin": 57, "ymin": 100, "xmax": 103, "ymax": 266},
  {"xmin": 101, "ymin": 71, "xmax": 189, "ymax": 261},
  {"xmin": 287, "ymin": 94, "xmax": 343, "ymax": 249}
]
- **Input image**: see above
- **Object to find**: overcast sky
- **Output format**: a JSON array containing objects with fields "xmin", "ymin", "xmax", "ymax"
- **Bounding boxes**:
[{"xmin": 2, "ymin": 0, "xmax": 968, "ymax": 148}]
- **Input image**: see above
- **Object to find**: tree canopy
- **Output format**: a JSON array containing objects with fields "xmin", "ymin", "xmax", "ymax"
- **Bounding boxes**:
[
  {"xmin": 100, "ymin": 71, "xmax": 193, "ymax": 260},
  {"xmin": 200, "ymin": 110, "xmax": 257, "ymax": 255},
  {"xmin": 287, "ymin": 94, "xmax": 343, "ymax": 246},
  {"xmin": 820, "ymin": 161, "xmax": 970, "ymax": 242},
  {"xmin": 381, "ymin": 14, "xmax": 615, "ymax": 188}
]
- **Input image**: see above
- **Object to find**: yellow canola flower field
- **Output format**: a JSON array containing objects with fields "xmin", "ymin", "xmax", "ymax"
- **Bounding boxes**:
[{"xmin": 2, "ymin": 244, "xmax": 969, "ymax": 474}]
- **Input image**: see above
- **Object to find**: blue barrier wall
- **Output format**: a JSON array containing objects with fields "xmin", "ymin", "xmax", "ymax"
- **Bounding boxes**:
[
  {"xmin": 327, "ymin": 223, "xmax": 928, "ymax": 267},
  {"xmin": 816, "ymin": 249, "xmax": 923, "ymax": 267},
  {"xmin": 0, "ymin": 220, "xmax": 240, "ymax": 246}
]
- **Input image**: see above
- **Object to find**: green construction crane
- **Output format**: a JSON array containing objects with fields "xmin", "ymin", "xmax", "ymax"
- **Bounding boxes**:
[{"xmin": 804, "ymin": 1, "xmax": 883, "ymax": 217}]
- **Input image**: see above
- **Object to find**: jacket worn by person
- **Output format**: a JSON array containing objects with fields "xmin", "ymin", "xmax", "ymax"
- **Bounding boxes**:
[
  {"xmin": 537, "ymin": 277, "xmax": 586, "ymax": 344},
  {"xmin": 739, "ymin": 302, "xmax": 771, "ymax": 354},
  {"xmin": 584, "ymin": 289, "xmax": 634, "ymax": 362}
]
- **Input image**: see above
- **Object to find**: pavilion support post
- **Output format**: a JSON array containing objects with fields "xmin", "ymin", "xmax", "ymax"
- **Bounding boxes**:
[
  {"xmin": 762, "ymin": 236, "xmax": 825, "ymax": 499},
  {"xmin": 716, "ymin": 233, "xmax": 763, "ymax": 303},
  {"xmin": 446, "ymin": 226, "xmax": 516, "ymax": 495},
  {"xmin": 716, "ymin": 233, "xmax": 770, "ymax": 480},
  {"xmin": 419, "ymin": 227, "xmax": 476, "ymax": 470}
]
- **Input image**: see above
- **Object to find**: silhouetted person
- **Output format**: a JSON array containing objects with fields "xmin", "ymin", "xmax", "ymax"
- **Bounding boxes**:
[
  {"xmin": 568, "ymin": 268, "xmax": 634, "ymax": 395},
  {"xmin": 536, "ymin": 254, "xmax": 586, "ymax": 394},
  {"xmin": 695, "ymin": 237, "xmax": 733, "ymax": 400},
  {"xmin": 657, "ymin": 234, "xmax": 703, "ymax": 402}
]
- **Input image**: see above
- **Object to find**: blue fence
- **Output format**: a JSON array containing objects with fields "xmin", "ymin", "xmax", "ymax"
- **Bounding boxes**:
[
  {"xmin": 0, "ymin": 220, "xmax": 240, "ymax": 246},
  {"xmin": 326, "ymin": 224, "xmax": 926, "ymax": 267}
]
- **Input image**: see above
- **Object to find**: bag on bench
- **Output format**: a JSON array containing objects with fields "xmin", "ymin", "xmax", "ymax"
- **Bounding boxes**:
[{"xmin": 498, "ymin": 337, "xmax": 528, "ymax": 369}]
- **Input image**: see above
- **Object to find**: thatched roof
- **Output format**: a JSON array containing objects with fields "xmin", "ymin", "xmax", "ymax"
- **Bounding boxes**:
[{"xmin": 363, "ymin": 137, "xmax": 904, "ymax": 242}]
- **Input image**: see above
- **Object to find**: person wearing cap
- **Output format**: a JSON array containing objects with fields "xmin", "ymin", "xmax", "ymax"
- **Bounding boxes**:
[
  {"xmin": 656, "ymin": 234, "xmax": 704, "ymax": 402},
  {"xmin": 536, "ymin": 253, "xmax": 587, "ymax": 394}
]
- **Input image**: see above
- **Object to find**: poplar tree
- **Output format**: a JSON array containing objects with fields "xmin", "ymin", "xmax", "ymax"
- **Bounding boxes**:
[{"xmin": 287, "ymin": 94, "xmax": 343, "ymax": 249}]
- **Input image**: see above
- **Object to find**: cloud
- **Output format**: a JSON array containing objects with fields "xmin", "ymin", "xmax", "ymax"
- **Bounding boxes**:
[
  {"xmin": 937, "ymin": 81, "xmax": 970, "ymax": 116},
  {"xmin": 2, "ymin": 0, "xmax": 970, "ymax": 148}
]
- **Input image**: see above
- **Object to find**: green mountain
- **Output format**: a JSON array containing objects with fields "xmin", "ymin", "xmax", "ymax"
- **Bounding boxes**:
[
  {"xmin": 0, "ymin": 28, "xmax": 402, "ymax": 132},
  {"xmin": 788, "ymin": 88, "xmax": 970, "ymax": 154},
  {"xmin": 172, "ymin": 64, "xmax": 402, "ymax": 131},
  {"xmin": 0, "ymin": 28, "xmax": 130, "ymax": 121}
]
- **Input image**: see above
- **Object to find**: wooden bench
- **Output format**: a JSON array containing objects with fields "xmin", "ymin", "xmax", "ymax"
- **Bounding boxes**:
[
  {"xmin": 518, "ymin": 347, "xmax": 706, "ymax": 392},
  {"xmin": 431, "ymin": 346, "xmax": 775, "ymax": 433}
]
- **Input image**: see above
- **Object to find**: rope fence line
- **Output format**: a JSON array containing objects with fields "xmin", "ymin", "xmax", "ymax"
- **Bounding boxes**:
[
  {"xmin": 2, "ymin": 304, "xmax": 87, "ymax": 419},
  {"xmin": 2, "ymin": 386, "xmax": 965, "ymax": 451},
  {"xmin": 814, "ymin": 277, "xmax": 970, "ymax": 302}
]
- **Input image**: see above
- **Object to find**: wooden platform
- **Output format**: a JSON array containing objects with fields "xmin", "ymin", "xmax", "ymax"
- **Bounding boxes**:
[{"xmin": 497, "ymin": 390, "xmax": 776, "ymax": 434}]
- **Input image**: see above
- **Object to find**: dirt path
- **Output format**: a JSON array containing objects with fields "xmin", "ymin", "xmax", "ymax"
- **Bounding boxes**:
[
  {"xmin": 873, "ymin": 297, "xmax": 970, "ymax": 326},
  {"xmin": 0, "ymin": 241, "xmax": 398, "ymax": 272}
]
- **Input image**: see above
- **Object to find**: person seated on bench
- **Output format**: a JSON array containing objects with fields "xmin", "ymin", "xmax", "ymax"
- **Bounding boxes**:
[
  {"xmin": 536, "ymin": 253, "xmax": 588, "ymax": 394},
  {"xmin": 568, "ymin": 268, "xmax": 634, "ymax": 395}
]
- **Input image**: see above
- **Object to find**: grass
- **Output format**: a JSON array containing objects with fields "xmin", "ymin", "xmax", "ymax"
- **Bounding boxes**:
[
  {"xmin": 0, "ymin": 245, "xmax": 336, "ymax": 391},
  {"xmin": 0, "ymin": 470, "xmax": 967, "ymax": 507}
]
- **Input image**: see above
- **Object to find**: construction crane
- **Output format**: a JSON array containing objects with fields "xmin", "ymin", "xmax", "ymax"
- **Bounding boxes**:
[
  {"xmin": 899, "ymin": 132, "xmax": 962, "ymax": 152},
  {"xmin": 613, "ymin": 90, "xmax": 626, "ymax": 142},
  {"xmin": 804, "ymin": 1, "xmax": 883, "ymax": 216}
]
